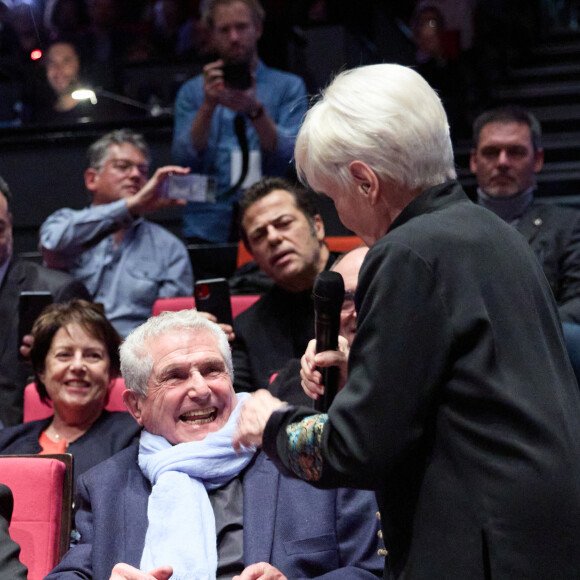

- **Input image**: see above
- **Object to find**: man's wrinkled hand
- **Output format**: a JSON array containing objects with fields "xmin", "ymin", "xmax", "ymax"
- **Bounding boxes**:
[
  {"xmin": 19, "ymin": 334, "xmax": 34, "ymax": 363},
  {"xmin": 300, "ymin": 336, "xmax": 349, "ymax": 400},
  {"xmin": 232, "ymin": 390, "xmax": 285, "ymax": 451},
  {"xmin": 125, "ymin": 166, "xmax": 189, "ymax": 216},
  {"xmin": 197, "ymin": 310, "xmax": 235, "ymax": 342},
  {"xmin": 109, "ymin": 562, "xmax": 173, "ymax": 580},
  {"xmin": 232, "ymin": 561, "xmax": 287, "ymax": 580}
]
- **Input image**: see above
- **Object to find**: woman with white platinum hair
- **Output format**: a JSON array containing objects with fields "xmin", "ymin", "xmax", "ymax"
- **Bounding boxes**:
[
  {"xmin": 295, "ymin": 63, "xmax": 457, "ymax": 199},
  {"xmin": 235, "ymin": 63, "xmax": 580, "ymax": 579}
]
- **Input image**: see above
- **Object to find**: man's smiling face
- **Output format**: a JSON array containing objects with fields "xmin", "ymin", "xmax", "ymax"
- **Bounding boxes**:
[{"xmin": 127, "ymin": 328, "xmax": 238, "ymax": 445}]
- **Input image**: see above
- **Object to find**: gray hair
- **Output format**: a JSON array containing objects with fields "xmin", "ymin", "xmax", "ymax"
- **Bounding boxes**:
[
  {"xmin": 120, "ymin": 310, "xmax": 234, "ymax": 397},
  {"xmin": 87, "ymin": 129, "xmax": 151, "ymax": 170},
  {"xmin": 295, "ymin": 63, "xmax": 456, "ymax": 195}
]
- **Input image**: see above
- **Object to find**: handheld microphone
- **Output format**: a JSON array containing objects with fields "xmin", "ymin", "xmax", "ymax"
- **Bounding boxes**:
[{"xmin": 313, "ymin": 270, "xmax": 345, "ymax": 412}]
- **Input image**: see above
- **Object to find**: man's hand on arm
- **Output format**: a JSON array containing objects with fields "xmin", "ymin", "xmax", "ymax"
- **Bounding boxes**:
[
  {"xmin": 125, "ymin": 166, "xmax": 189, "ymax": 216},
  {"xmin": 19, "ymin": 334, "xmax": 34, "ymax": 362},
  {"xmin": 232, "ymin": 390, "xmax": 286, "ymax": 450},
  {"xmin": 233, "ymin": 562, "xmax": 287, "ymax": 580},
  {"xmin": 196, "ymin": 310, "xmax": 235, "ymax": 342},
  {"xmin": 109, "ymin": 563, "xmax": 173, "ymax": 580}
]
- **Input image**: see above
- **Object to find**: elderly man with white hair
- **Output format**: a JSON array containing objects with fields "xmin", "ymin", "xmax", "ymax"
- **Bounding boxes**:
[
  {"xmin": 46, "ymin": 309, "xmax": 382, "ymax": 580},
  {"xmin": 234, "ymin": 63, "xmax": 580, "ymax": 579}
]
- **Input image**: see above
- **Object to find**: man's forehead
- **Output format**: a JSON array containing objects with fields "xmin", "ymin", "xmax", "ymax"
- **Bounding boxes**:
[
  {"xmin": 213, "ymin": 1, "xmax": 255, "ymax": 25},
  {"xmin": 246, "ymin": 190, "xmax": 302, "ymax": 221},
  {"xmin": 147, "ymin": 329, "xmax": 223, "ymax": 362},
  {"xmin": 479, "ymin": 122, "xmax": 533, "ymax": 145},
  {"xmin": 106, "ymin": 143, "xmax": 147, "ymax": 162},
  {"xmin": 333, "ymin": 248, "xmax": 367, "ymax": 285}
]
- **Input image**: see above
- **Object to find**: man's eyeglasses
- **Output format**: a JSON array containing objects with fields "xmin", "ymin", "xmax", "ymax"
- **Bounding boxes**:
[
  {"xmin": 341, "ymin": 289, "xmax": 356, "ymax": 313},
  {"xmin": 102, "ymin": 159, "xmax": 149, "ymax": 178}
]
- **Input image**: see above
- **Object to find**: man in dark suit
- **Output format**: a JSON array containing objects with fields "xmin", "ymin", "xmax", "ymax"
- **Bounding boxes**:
[
  {"xmin": 45, "ymin": 309, "xmax": 382, "ymax": 580},
  {"xmin": 470, "ymin": 105, "xmax": 580, "ymax": 376},
  {"xmin": 232, "ymin": 177, "xmax": 336, "ymax": 392},
  {"xmin": 0, "ymin": 177, "xmax": 90, "ymax": 427},
  {"xmin": 0, "ymin": 484, "xmax": 27, "ymax": 579}
]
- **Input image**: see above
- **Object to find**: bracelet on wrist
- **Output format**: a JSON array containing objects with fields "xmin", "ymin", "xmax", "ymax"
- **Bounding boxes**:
[{"xmin": 248, "ymin": 103, "xmax": 264, "ymax": 121}]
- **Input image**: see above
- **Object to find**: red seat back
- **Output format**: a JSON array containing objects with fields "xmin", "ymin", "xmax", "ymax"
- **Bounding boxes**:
[
  {"xmin": 0, "ymin": 454, "xmax": 73, "ymax": 580},
  {"xmin": 152, "ymin": 295, "xmax": 260, "ymax": 319}
]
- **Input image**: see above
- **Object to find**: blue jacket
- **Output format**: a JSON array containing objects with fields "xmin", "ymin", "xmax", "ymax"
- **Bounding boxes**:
[
  {"xmin": 47, "ymin": 444, "xmax": 383, "ymax": 579},
  {"xmin": 172, "ymin": 61, "xmax": 307, "ymax": 242}
]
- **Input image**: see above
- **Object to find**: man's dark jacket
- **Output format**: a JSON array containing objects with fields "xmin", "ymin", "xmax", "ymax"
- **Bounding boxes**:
[
  {"xmin": 46, "ymin": 444, "xmax": 383, "ymax": 579},
  {"xmin": 232, "ymin": 255, "xmax": 337, "ymax": 392},
  {"xmin": 515, "ymin": 202, "xmax": 580, "ymax": 323}
]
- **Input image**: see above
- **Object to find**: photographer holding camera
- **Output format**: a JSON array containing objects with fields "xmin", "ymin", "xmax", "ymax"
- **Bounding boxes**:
[{"xmin": 171, "ymin": 0, "xmax": 307, "ymax": 244}]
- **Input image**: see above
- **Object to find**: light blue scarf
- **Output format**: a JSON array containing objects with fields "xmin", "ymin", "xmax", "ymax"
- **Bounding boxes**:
[{"xmin": 138, "ymin": 392, "xmax": 255, "ymax": 580}]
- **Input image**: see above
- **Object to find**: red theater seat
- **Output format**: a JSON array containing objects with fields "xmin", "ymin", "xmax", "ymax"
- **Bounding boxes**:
[
  {"xmin": 152, "ymin": 295, "xmax": 260, "ymax": 319},
  {"xmin": 0, "ymin": 454, "xmax": 73, "ymax": 580}
]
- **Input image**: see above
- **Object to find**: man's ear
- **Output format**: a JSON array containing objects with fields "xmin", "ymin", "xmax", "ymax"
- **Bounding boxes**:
[
  {"xmin": 123, "ymin": 390, "xmax": 144, "ymax": 426},
  {"xmin": 254, "ymin": 19, "xmax": 263, "ymax": 41},
  {"xmin": 84, "ymin": 167, "xmax": 99, "ymax": 192},
  {"xmin": 469, "ymin": 149, "xmax": 478, "ymax": 175},
  {"xmin": 313, "ymin": 214, "xmax": 325, "ymax": 241},
  {"xmin": 534, "ymin": 148, "xmax": 545, "ymax": 173},
  {"xmin": 349, "ymin": 160, "xmax": 380, "ymax": 205}
]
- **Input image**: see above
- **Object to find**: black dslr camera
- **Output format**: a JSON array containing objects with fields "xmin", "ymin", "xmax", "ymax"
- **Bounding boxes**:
[{"xmin": 222, "ymin": 62, "xmax": 252, "ymax": 90}]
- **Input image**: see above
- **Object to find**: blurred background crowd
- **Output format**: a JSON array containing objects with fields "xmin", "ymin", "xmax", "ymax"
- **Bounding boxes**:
[{"xmin": 0, "ymin": 0, "xmax": 578, "ymax": 137}]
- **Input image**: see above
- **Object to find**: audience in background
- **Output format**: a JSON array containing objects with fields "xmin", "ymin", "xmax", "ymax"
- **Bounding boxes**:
[
  {"xmin": 0, "ymin": 0, "xmax": 566, "ymax": 128},
  {"xmin": 77, "ymin": 0, "xmax": 129, "ymax": 87},
  {"xmin": 171, "ymin": 0, "xmax": 307, "ymax": 244},
  {"xmin": 0, "ymin": 299, "xmax": 141, "ymax": 488},
  {"xmin": 232, "ymin": 177, "xmax": 334, "ymax": 392},
  {"xmin": 45, "ymin": 309, "xmax": 382, "ymax": 579},
  {"xmin": 470, "ymin": 105, "xmax": 580, "ymax": 379},
  {"xmin": 44, "ymin": 0, "xmax": 91, "ymax": 44},
  {"xmin": 0, "ymin": 176, "xmax": 90, "ymax": 428},
  {"xmin": 410, "ymin": 2, "xmax": 471, "ymax": 139},
  {"xmin": 28, "ymin": 39, "xmax": 137, "ymax": 125},
  {"xmin": 39, "ymin": 129, "xmax": 193, "ymax": 338}
]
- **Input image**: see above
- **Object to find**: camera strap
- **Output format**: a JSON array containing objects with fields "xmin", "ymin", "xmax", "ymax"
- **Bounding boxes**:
[{"xmin": 224, "ymin": 113, "xmax": 250, "ymax": 196}]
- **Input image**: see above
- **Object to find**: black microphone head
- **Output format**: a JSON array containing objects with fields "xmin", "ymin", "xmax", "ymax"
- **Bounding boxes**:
[{"xmin": 313, "ymin": 270, "xmax": 345, "ymax": 309}]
